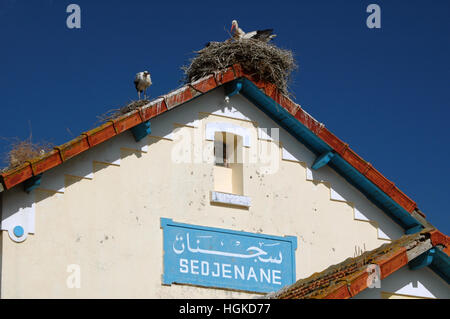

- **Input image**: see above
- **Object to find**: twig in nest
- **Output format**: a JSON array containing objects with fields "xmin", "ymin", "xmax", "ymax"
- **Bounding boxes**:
[
  {"xmin": 1, "ymin": 137, "xmax": 54, "ymax": 171},
  {"xmin": 96, "ymin": 100, "xmax": 150, "ymax": 123},
  {"xmin": 182, "ymin": 38, "xmax": 297, "ymax": 96}
]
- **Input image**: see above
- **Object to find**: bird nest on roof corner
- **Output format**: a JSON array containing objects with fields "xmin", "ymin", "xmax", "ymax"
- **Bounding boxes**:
[
  {"xmin": 182, "ymin": 20, "xmax": 298, "ymax": 96},
  {"xmin": 1, "ymin": 137, "xmax": 54, "ymax": 172}
]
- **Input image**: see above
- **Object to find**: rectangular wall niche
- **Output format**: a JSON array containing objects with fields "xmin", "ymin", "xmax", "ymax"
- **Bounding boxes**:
[
  {"xmin": 161, "ymin": 218, "xmax": 297, "ymax": 293},
  {"xmin": 213, "ymin": 132, "xmax": 244, "ymax": 195}
]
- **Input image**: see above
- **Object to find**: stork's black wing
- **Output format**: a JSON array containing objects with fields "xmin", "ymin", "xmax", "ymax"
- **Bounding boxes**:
[
  {"xmin": 134, "ymin": 79, "xmax": 140, "ymax": 91},
  {"xmin": 252, "ymin": 29, "xmax": 275, "ymax": 41}
]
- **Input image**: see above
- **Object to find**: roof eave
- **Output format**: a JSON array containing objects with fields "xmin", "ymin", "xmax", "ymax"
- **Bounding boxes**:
[
  {"xmin": 237, "ymin": 77, "xmax": 423, "ymax": 233},
  {"xmin": 0, "ymin": 66, "xmax": 433, "ymax": 234}
]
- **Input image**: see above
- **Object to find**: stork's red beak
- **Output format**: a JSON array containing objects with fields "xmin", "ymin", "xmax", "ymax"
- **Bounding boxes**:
[{"xmin": 231, "ymin": 25, "xmax": 235, "ymax": 33}]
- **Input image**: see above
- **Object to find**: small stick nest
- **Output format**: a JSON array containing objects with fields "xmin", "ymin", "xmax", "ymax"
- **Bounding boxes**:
[
  {"xmin": 2, "ymin": 138, "xmax": 53, "ymax": 171},
  {"xmin": 182, "ymin": 39, "xmax": 297, "ymax": 96},
  {"xmin": 96, "ymin": 99, "xmax": 150, "ymax": 123}
]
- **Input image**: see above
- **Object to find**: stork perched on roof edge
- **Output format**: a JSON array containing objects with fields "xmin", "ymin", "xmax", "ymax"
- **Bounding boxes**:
[
  {"xmin": 134, "ymin": 71, "xmax": 152, "ymax": 100},
  {"xmin": 230, "ymin": 20, "xmax": 276, "ymax": 42}
]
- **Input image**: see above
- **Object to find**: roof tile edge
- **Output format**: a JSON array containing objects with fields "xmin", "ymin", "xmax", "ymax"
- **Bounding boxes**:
[{"xmin": 269, "ymin": 228, "xmax": 448, "ymax": 299}]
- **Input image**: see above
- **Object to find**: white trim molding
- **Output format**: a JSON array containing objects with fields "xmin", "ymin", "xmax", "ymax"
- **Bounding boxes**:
[{"xmin": 210, "ymin": 191, "xmax": 251, "ymax": 208}]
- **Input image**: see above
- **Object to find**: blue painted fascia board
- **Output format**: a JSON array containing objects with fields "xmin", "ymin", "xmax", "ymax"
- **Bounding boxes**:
[
  {"xmin": 329, "ymin": 158, "xmax": 421, "ymax": 230},
  {"xmin": 428, "ymin": 249, "xmax": 450, "ymax": 284},
  {"xmin": 405, "ymin": 225, "xmax": 425, "ymax": 235},
  {"xmin": 237, "ymin": 77, "xmax": 422, "ymax": 232}
]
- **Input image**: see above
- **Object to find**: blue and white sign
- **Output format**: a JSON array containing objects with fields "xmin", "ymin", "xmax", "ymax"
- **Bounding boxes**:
[{"xmin": 161, "ymin": 218, "xmax": 297, "ymax": 293}]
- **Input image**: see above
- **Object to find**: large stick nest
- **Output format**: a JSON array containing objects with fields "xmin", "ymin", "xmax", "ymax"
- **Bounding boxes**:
[
  {"xmin": 182, "ymin": 39, "xmax": 297, "ymax": 96},
  {"xmin": 1, "ymin": 138, "xmax": 53, "ymax": 172}
]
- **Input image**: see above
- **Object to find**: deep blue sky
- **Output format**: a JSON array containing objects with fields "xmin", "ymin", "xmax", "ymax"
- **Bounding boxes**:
[{"xmin": 0, "ymin": 0, "xmax": 448, "ymax": 233}]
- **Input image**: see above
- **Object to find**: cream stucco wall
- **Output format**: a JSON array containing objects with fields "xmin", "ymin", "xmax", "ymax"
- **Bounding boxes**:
[{"xmin": 1, "ymin": 87, "xmax": 446, "ymax": 298}]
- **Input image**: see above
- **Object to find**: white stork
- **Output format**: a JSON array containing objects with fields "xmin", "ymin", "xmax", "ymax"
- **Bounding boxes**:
[
  {"xmin": 230, "ymin": 20, "xmax": 276, "ymax": 42},
  {"xmin": 134, "ymin": 71, "xmax": 152, "ymax": 100}
]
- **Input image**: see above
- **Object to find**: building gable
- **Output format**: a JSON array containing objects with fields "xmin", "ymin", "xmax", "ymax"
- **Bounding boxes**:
[{"xmin": 0, "ymin": 65, "xmax": 447, "ymax": 298}]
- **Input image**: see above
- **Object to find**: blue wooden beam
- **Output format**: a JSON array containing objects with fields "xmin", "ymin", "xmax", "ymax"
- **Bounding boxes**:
[
  {"xmin": 23, "ymin": 174, "xmax": 43, "ymax": 193},
  {"xmin": 312, "ymin": 151, "xmax": 335, "ymax": 170},
  {"xmin": 131, "ymin": 120, "xmax": 151, "ymax": 142},
  {"xmin": 409, "ymin": 248, "xmax": 436, "ymax": 271},
  {"xmin": 405, "ymin": 225, "xmax": 424, "ymax": 235}
]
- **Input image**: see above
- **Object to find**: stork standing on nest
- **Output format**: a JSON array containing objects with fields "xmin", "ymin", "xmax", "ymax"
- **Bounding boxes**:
[
  {"xmin": 230, "ymin": 20, "xmax": 276, "ymax": 42},
  {"xmin": 134, "ymin": 71, "xmax": 152, "ymax": 100}
]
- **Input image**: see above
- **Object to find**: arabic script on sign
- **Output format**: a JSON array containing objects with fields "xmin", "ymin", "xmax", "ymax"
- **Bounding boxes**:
[
  {"xmin": 162, "ymin": 219, "xmax": 297, "ymax": 293},
  {"xmin": 173, "ymin": 233, "xmax": 283, "ymax": 264}
]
